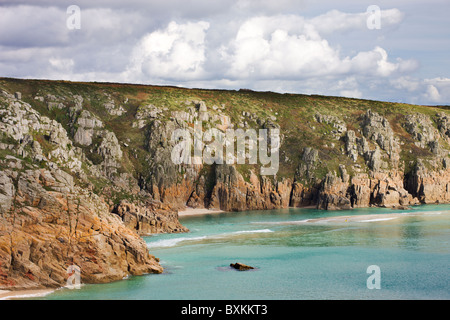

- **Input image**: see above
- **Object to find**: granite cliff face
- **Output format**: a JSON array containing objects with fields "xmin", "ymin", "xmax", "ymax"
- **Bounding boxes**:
[
  {"xmin": 0, "ymin": 167, "xmax": 163, "ymax": 290},
  {"xmin": 1, "ymin": 78, "xmax": 450, "ymax": 289}
]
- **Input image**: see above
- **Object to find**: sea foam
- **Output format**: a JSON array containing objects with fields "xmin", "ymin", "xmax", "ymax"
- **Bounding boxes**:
[{"xmin": 147, "ymin": 229, "xmax": 273, "ymax": 248}]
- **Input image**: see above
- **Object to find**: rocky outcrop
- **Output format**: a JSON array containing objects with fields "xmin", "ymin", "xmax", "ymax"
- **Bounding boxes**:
[
  {"xmin": 142, "ymin": 119, "xmax": 199, "ymax": 209},
  {"xmin": 317, "ymin": 166, "xmax": 351, "ymax": 210},
  {"xmin": 314, "ymin": 112, "xmax": 347, "ymax": 139},
  {"xmin": 314, "ymin": 167, "xmax": 421, "ymax": 210},
  {"xmin": 0, "ymin": 168, "xmax": 162, "ymax": 291},
  {"xmin": 73, "ymin": 110, "xmax": 104, "ymax": 146},
  {"xmin": 103, "ymin": 94, "xmax": 126, "ymax": 116},
  {"xmin": 435, "ymin": 112, "xmax": 450, "ymax": 141},
  {"xmin": 344, "ymin": 130, "xmax": 359, "ymax": 162},
  {"xmin": 0, "ymin": 91, "xmax": 84, "ymax": 173},
  {"xmin": 405, "ymin": 159, "xmax": 450, "ymax": 204},
  {"xmin": 361, "ymin": 110, "xmax": 400, "ymax": 167},
  {"xmin": 206, "ymin": 164, "xmax": 292, "ymax": 212},
  {"xmin": 133, "ymin": 104, "xmax": 165, "ymax": 129},
  {"xmin": 403, "ymin": 113, "xmax": 441, "ymax": 154},
  {"xmin": 70, "ymin": 107, "xmax": 123, "ymax": 177},
  {"xmin": 112, "ymin": 200, "xmax": 188, "ymax": 235},
  {"xmin": 295, "ymin": 147, "xmax": 319, "ymax": 183},
  {"xmin": 45, "ymin": 94, "xmax": 66, "ymax": 111}
]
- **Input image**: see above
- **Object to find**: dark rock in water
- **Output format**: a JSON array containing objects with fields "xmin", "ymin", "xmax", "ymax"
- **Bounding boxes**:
[{"xmin": 230, "ymin": 262, "xmax": 254, "ymax": 271}]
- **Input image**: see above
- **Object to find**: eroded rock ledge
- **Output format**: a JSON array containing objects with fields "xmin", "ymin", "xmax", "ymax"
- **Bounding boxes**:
[{"xmin": 112, "ymin": 200, "xmax": 188, "ymax": 235}]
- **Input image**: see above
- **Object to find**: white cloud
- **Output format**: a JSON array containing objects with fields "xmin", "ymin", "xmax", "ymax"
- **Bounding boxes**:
[
  {"xmin": 49, "ymin": 57, "xmax": 74, "ymax": 73},
  {"xmin": 424, "ymin": 85, "xmax": 441, "ymax": 102},
  {"xmin": 383, "ymin": 76, "xmax": 450, "ymax": 105},
  {"xmin": 220, "ymin": 15, "xmax": 416, "ymax": 80},
  {"xmin": 349, "ymin": 46, "xmax": 417, "ymax": 77},
  {"xmin": 221, "ymin": 15, "xmax": 341, "ymax": 79},
  {"xmin": 390, "ymin": 76, "xmax": 420, "ymax": 92},
  {"xmin": 340, "ymin": 89, "xmax": 363, "ymax": 99},
  {"xmin": 422, "ymin": 78, "xmax": 450, "ymax": 104},
  {"xmin": 332, "ymin": 76, "xmax": 362, "ymax": 99},
  {"xmin": 126, "ymin": 21, "xmax": 210, "ymax": 82}
]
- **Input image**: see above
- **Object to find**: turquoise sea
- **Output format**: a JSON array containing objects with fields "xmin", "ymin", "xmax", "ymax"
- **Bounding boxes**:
[{"xmin": 37, "ymin": 205, "xmax": 449, "ymax": 300}]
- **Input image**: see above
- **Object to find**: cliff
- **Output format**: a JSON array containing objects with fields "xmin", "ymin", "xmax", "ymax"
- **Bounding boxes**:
[
  {"xmin": 0, "ymin": 167, "xmax": 163, "ymax": 289},
  {"xmin": 1, "ymin": 77, "xmax": 450, "ymax": 290}
]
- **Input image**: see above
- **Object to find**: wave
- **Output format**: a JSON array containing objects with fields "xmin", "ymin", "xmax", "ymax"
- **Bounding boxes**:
[
  {"xmin": 148, "ymin": 236, "xmax": 207, "ymax": 248},
  {"xmin": 0, "ymin": 290, "xmax": 54, "ymax": 300},
  {"xmin": 231, "ymin": 229, "xmax": 273, "ymax": 234},
  {"xmin": 147, "ymin": 229, "xmax": 273, "ymax": 248},
  {"xmin": 418, "ymin": 210, "xmax": 445, "ymax": 215},
  {"xmin": 358, "ymin": 217, "xmax": 398, "ymax": 222},
  {"xmin": 254, "ymin": 219, "xmax": 312, "ymax": 225}
]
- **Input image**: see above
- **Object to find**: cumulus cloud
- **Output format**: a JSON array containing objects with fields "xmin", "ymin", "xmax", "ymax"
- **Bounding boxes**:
[
  {"xmin": 219, "ymin": 14, "xmax": 416, "ymax": 80},
  {"xmin": 349, "ymin": 46, "xmax": 418, "ymax": 77},
  {"xmin": 422, "ymin": 78, "xmax": 450, "ymax": 104},
  {"xmin": 424, "ymin": 85, "xmax": 441, "ymax": 102},
  {"xmin": 125, "ymin": 21, "xmax": 210, "ymax": 82},
  {"xmin": 384, "ymin": 76, "xmax": 450, "ymax": 105}
]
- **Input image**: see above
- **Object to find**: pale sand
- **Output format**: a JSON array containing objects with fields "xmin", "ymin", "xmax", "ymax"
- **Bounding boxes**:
[
  {"xmin": 178, "ymin": 207, "xmax": 224, "ymax": 217},
  {"xmin": 255, "ymin": 210, "xmax": 449, "ymax": 226},
  {"xmin": 0, "ymin": 289, "xmax": 55, "ymax": 300}
]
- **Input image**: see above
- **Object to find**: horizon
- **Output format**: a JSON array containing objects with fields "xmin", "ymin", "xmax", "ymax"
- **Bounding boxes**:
[{"xmin": 1, "ymin": 76, "xmax": 449, "ymax": 108}]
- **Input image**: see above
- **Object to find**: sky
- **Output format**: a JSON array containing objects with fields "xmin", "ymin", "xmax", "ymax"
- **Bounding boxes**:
[{"xmin": 0, "ymin": 0, "xmax": 449, "ymax": 105}]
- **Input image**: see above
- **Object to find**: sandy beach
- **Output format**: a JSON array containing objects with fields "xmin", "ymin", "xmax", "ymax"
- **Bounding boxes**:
[
  {"xmin": 178, "ymin": 207, "xmax": 224, "ymax": 217},
  {"xmin": 255, "ymin": 210, "xmax": 449, "ymax": 226},
  {"xmin": 0, "ymin": 289, "xmax": 55, "ymax": 300}
]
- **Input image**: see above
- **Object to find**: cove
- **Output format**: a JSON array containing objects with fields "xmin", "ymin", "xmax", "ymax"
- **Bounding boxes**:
[{"xmin": 35, "ymin": 205, "xmax": 450, "ymax": 300}]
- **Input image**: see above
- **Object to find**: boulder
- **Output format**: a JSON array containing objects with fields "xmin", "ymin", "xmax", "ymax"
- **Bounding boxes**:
[{"xmin": 230, "ymin": 263, "xmax": 254, "ymax": 271}]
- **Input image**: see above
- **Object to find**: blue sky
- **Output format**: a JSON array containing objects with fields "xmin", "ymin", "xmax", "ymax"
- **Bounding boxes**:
[{"xmin": 0, "ymin": 0, "xmax": 449, "ymax": 105}]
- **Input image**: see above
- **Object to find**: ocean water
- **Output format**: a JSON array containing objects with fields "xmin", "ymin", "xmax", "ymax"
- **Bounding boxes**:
[{"xmin": 38, "ymin": 205, "xmax": 449, "ymax": 300}]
